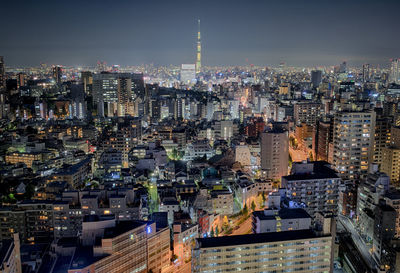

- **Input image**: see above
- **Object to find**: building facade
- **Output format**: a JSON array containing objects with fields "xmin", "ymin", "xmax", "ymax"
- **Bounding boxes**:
[
  {"xmin": 193, "ymin": 230, "xmax": 333, "ymax": 273},
  {"xmin": 333, "ymin": 110, "xmax": 376, "ymax": 181}
]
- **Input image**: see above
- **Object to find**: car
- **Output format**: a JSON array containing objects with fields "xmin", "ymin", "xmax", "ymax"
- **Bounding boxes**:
[{"xmin": 333, "ymin": 261, "xmax": 342, "ymax": 269}]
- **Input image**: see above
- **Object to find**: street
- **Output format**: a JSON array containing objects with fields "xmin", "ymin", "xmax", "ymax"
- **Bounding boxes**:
[
  {"xmin": 338, "ymin": 215, "xmax": 377, "ymax": 271},
  {"xmin": 289, "ymin": 146, "xmax": 309, "ymax": 162},
  {"xmin": 230, "ymin": 215, "xmax": 252, "ymax": 236}
]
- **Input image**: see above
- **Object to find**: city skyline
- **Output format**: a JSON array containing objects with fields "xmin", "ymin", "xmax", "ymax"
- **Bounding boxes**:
[
  {"xmin": 1, "ymin": 0, "xmax": 400, "ymax": 67},
  {"xmin": 2, "ymin": 1, "xmax": 400, "ymax": 272}
]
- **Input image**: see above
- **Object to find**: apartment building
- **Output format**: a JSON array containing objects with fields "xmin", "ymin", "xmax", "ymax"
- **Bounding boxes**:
[{"xmin": 193, "ymin": 230, "xmax": 333, "ymax": 273}]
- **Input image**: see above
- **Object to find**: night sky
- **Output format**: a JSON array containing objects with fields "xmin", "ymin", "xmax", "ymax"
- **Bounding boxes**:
[{"xmin": 1, "ymin": 0, "xmax": 399, "ymax": 67}]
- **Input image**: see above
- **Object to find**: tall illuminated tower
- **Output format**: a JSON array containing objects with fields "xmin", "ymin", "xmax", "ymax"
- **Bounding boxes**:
[{"xmin": 196, "ymin": 19, "xmax": 201, "ymax": 74}]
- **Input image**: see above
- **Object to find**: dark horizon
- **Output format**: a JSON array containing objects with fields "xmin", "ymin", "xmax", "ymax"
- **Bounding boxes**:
[{"xmin": 1, "ymin": 0, "xmax": 399, "ymax": 68}]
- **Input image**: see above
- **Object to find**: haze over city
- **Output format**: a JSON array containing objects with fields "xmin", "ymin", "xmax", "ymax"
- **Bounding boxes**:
[{"xmin": 1, "ymin": 0, "xmax": 400, "ymax": 67}]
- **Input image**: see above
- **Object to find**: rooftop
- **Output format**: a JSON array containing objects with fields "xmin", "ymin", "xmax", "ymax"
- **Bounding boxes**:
[
  {"xmin": 0, "ymin": 239, "xmax": 13, "ymax": 265},
  {"xmin": 69, "ymin": 246, "xmax": 104, "ymax": 270},
  {"xmin": 197, "ymin": 229, "xmax": 329, "ymax": 249},
  {"xmin": 103, "ymin": 220, "xmax": 149, "ymax": 239},
  {"xmin": 282, "ymin": 161, "xmax": 339, "ymax": 181},
  {"xmin": 253, "ymin": 208, "xmax": 311, "ymax": 221}
]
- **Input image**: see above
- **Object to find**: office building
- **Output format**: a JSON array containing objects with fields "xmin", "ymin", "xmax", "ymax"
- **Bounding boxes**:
[
  {"xmin": 362, "ymin": 63, "xmax": 370, "ymax": 83},
  {"xmin": 16, "ymin": 73, "xmax": 25, "ymax": 88},
  {"xmin": 81, "ymin": 71, "xmax": 93, "ymax": 95},
  {"xmin": 260, "ymin": 128, "xmax": 289, "ymax": 180},
  {"xmin": 391, "ymin": 58, "xmax": 400, "ymax": 84},
  {"xmin": 193, "ymin": 230, "xmax": 333, "ymax": 273},
  {"xmin": 332, "ymin": 110, "xmax": 376, "ymax": 181},
  {"xmin": 68, "ymin": 217, "xmax": 171, "ymax": 273},
  {"xmin": 92, "ymin": 72, "xmax": 143, "ymax": 117},
  {"xmin": 311, "ymin": 70, "xmax": 322, "ymax": 88},
  {"xmin": 52, "ymin": 66, "xmax": 62, "ymax": 84}
]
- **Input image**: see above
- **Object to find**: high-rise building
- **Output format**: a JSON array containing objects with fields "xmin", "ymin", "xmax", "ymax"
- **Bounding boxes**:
[
  {"xmin": 212, "ymin": 120, "xmax": 238, "ymax": 141},
  {"xmin": 373, "ymin": 115, "xmax": 392, "ymax": 165},
  {"xmin": 333, "ymin": 110, "xmax": 376, "ymax": 181},
  {"xmin": 96, "ymin": 60, "xmax": 108, "ymax": 73},
  {"xmin": 382, "ymin": 147, "xmax": 400, "ymax": 185},
  {"xmin": 293, "ymin": 101, "xmax": 323, "ymax": 126},
  {"xmin": 93, "ymin": 72, "xmax": 143, "ymax": 117},
  {"xmin": 381, "ymin": 126, "xmax": 400, "ymax": 185},
  {"xmin": 52, "ymin": 66, "xmax": 62, "ymax": 84},
  {"xmin": 260, "ymin": 127, "xmax": 289, "ymax": 180},
  {"xmin": 311, "ymin": 70, "xmax": 322, "ymax": 88},
  {"xmin": 0, "ymin": 56, "xmax": 7, "ymax": 119},
  {"xmin": 68, "ymin": 217, "xmax": 171, "ymax": 273},
  {"xmin": 339, "ymin": 61, "xmax": 347, "ymax": 73},
  {"xmin": 390, "ymin": 126, "xmax": 400, "ymax": 147},
  {"xmin": 282, "ymin": 161, "xmax": 340, "ymax": 218},
  {"xmin": 0, "ymin": 56, "xmax": 5, "ymax": 90},
  {"xmin": 81, "ymin": 71, "xmax": 93, "ymax": 95},
  {"xmin": 372, "ymin": 203, "xmax": 396, "ymax": 270},
  {"xmin": 180, "ymin": 64, "xmax": 196, "ymax": 84},
  {"xmin": 193, "ymin": 230, "xmax": 333, "ymax": 273},
  {"xmin": 314, "ymin": 118, "xmax": 334, "ymax": 162},
  {"xmin": 100, "ymin": 117, "xmax": 142, "ymax": 168},
  {"xmin": 196, "ymin": 19, "xmax": 201, "ymax": 73},
  {"xmin": 390, "ymin": 58, "xmax": 400, "ymax": 83},
  {"xmin": 16, "ymin": 73, "xmax": 25, "ymax": 88},
  {"xmin": 356, "ymin": 171, "xmax": 390, "ymax": 241},
  {"xmin": 117, "ymin": 76, "xmax": 132, "ymax": 116},
  {"xmin": 362, "ymin": 63, "xmax": 370, "ymax": 83}
]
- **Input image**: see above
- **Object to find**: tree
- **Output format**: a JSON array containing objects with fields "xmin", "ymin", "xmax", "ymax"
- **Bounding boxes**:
[
  {"xmin": 260, "ymin": 192, "xmax": 266, "ymax": 208},
  {"xmin": 309, "ymin": 151, "xmax": 314, "ymax": 161},
  {"xmin": 171, "ymin": 254, "xmax": 178, "ymax": 262},
  {"xmin": 251, "ymin": 200, "xmax": 256, "ymax": 212},
  {"xmin": 242, "ymin": 204, "xmax": 248, "ymax": 216},
  {"xmin": 215, "ymin": 226, "xmax": 219, "ymax": 237},
  {"xmin": 168, "ymin": 148, "xmax": 182, "ymax": 161},
  {"xmin": 210, "ymin": 228, "xmax": 215, "ymax": 237}
]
